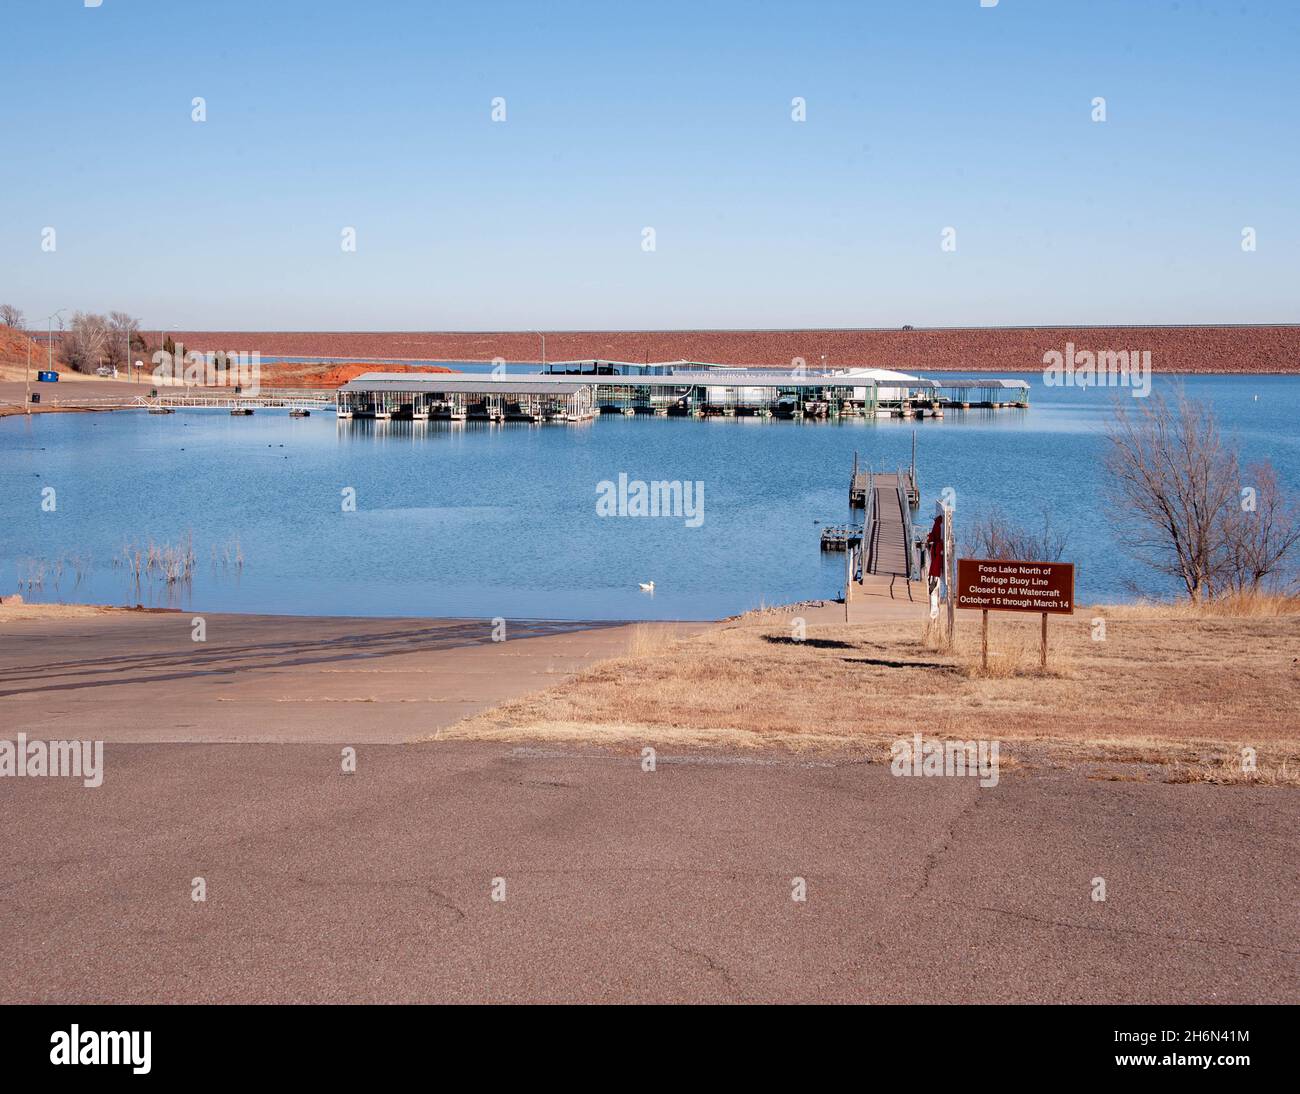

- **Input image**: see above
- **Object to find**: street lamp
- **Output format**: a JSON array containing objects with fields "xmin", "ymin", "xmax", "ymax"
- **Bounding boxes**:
[
  {"xmin": 531, "ymin": 330, "xmax": 546, "ymax": 373},
  {"xmin": 28, "ymin": 308, "xmax": 65, "ymax": 414},
  {"xmin": 47, "ymin": 308, "xmax": 64, "ymax": 372}
]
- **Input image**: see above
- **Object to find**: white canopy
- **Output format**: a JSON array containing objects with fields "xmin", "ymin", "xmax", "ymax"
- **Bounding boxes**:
[{"xmin": 833, "ymin": 367, "xmax": 926, "ymax": 384}]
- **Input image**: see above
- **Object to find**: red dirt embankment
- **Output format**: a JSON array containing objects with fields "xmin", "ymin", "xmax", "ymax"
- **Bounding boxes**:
[
  {"xmin": 0, "ymin": 327, "xmax": 55, "ymax": 375},
  {"xmin": 170, "ymin": 326, "xmax": 1300, "ymax": 373},
  {"xmin": 265, "ymin": 361, "xmax": 453, "ymax": 388}
]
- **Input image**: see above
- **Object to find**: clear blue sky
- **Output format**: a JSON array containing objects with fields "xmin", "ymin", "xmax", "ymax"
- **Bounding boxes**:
[{"xmin": 2, "ymin": 0, "xmax": 1297, "ymax": 330}]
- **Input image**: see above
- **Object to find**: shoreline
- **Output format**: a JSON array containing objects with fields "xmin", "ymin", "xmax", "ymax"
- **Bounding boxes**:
[
  {"xmin": 2, "ymin": 598, "xmax": 1296, "ymax": 788},
  {"xmin": 7, "ymin": 594, "xmax": 1267, "ymax": 625},
  {"xmin": 1, "ymin": 368, "xmax": 1293, "ymax": 425},
  {"xmin": 0, "ymin": 599, "xmax": 716, "ymax": 625},
  {"xmin": 0, "ymin": 608, "xmax": 689, "ymax": 744}
]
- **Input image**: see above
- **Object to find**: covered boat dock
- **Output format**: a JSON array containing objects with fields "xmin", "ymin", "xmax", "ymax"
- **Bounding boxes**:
[
  {"xmin": 337, "ymin": 374, "xmax": 595, "ymax": 422},
  {"xmin": 336, "ymin": 365, "xmax": 1029, "ymax": 421}
]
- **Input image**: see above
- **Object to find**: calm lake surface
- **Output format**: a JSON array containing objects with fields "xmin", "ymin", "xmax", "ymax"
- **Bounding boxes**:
[{"xmin": 2, "ymin": 373, "xmax": 1297, "ymax": 620}]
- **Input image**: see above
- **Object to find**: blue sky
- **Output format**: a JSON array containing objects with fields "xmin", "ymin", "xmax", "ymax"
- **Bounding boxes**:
[{"xmin": 1, "ymin": 0, "xmax": 1297, "ymax": 329}]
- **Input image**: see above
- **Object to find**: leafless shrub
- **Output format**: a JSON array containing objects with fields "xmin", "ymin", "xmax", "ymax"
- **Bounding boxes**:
[
  {"xmin": 1220, "ymin": 462, "xmax": 1300, "ymax": 596},
  {"xmin": 105, "ymin": 312, "xmax": 142, "ymax": 370},
  {"xmin": 1104, "ymin": 389, "xmax": 1298, "ymax": 602},
  {"xmin": 963, "ymin": 506, "xmax": 1068, "ymax": 561},
  {"xmin": 61, "ymin": 312, "xmax": 110, "ymax": 373}
]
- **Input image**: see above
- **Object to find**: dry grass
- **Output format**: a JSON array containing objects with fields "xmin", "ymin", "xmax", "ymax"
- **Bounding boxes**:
[
  {"xmin": 624, "ymin": 622, "xmax": 686, "ymax": 658},
  {"xmin": 1103, "ymin": 591, "xmax": 1300, "ymax": 619},
  {"xmin": 954, "ymin": 619, "xmax": 1061, "ymax": 679},
  {"xmin": 440, "ymin": 602, "xmax": 1300, "ymax": 785}
]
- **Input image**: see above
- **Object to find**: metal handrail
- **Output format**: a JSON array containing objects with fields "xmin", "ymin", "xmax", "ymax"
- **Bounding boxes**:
[
  {"xmin": 862, "ymin": 469, "xmax": 876, "ymax": 576},
  {"xmin": 898, "ymin": 466, "xmax": 917, "ymax": 580}
]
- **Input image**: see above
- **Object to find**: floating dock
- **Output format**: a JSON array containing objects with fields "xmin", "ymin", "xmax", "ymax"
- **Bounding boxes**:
[
  {"xmin": 850, "ymin": 444, "xmax": 920, "ymax": 509},
  {"xmin": 335, "ymin": 363, "xmax": 1029, "ymax": 422},
  {"xmin": 840, "ymin": 453, "xmax": 923, "ymax": 608},
  {"xmin": 819, "ymin": 526, "xmax": 862, "ymax": 551},
  {"xmin": 132, "ymin": 391, "xmax": 331, "ymax": 413},
  {"xmin": 337, "ymin": 376, "xmax": 594, "ymax": 421}
]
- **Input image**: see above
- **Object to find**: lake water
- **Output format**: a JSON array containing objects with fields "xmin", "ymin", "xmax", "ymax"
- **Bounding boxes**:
[{"xmin": 2, "ymin": 373, "xmax": 1296, "ymax": 620}]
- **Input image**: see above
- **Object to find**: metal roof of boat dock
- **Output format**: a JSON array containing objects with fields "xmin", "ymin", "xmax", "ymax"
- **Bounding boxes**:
[
  {"xmin": 338, "ymin": 374, "xmax": 587, "ymax": 394},
  {"xmin": 338, "ymin": 370, "xmax": 941, "ymax": 390},
  {"xmin": 935, "ymin": 377, "xmax": 1031, "ymax": 389}
]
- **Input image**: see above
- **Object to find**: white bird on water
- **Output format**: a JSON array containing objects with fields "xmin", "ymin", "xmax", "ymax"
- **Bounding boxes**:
[{"xmin": 639, "ymin": 581, "xmax": 655, "ymax": 593}]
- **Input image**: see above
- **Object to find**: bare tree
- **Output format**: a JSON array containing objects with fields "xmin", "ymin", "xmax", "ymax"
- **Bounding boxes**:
[
  {"xmin": 1103, "ymin": 388, "xmax": 1272, "ymax": 602},
  {"xmin": 61, "ymin": 312, "xmax": 110, "ymax": 373},
  {"xmin": 964, "ymin": 506, "xmax": 1068, "ymax": 561},
  {"xmin": 0, "ymin": 304, "xmax": 24, "ymax": 329},
  {"xmin": 105, "ymin": 311, "xmax": 141, "ymax": 370},
  {"xmin": 1219, "ymin": 462, "xmax": 1300, "ymax": 595}
]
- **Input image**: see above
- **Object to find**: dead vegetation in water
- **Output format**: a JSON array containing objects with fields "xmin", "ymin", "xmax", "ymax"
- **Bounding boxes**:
[
  {"xmin": 113, "ymin": 532, "xmax": 197, "ymax": 586},
  {"xmin": 15, "ymin": 552, "xmax": 93, "ymax": 594}
]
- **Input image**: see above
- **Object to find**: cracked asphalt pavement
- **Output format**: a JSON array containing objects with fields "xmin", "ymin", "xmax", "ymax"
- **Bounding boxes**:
[{"xmin": 2, "ymin": 742, "xmax": 1295, "ymax": 1003}]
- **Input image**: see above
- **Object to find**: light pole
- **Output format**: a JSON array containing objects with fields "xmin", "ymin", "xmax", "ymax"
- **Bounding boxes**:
[
  {"xmin": 531, "ymin": 330, "xmax": 546, "ymax": 372},
  {"xmin": 30, "ymin": 308, "xmax": 65, "ymax": 413},
  {"xmin": 47, "ymin": 308, "xmax": 64, "ymax": 373}
]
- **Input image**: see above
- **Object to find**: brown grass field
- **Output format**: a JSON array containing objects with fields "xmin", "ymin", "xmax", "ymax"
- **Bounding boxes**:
[{"xmin": 436, "ymin": 600, "xmax": 1300, "ymax": 785}]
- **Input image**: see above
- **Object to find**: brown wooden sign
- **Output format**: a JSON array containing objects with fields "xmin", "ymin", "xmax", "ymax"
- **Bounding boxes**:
[{"xmin": 956, "ymin": 559, "xmax": 1076, "ymax": 615}]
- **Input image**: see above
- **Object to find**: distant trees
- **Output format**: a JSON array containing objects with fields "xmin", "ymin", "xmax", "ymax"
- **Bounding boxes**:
[
  {"xmin": 1104, "ymin": 389, "xmax": 1299, "ymax": 602},
  {"xmin": 57, "ymin": 310, "xmax": 143, "ymax": 373},
  {"xmin": 0, "ymin": 304, "xmax": 24, "ymax": 329},
  {"xmin": 965, "ymin": 507, "xmax": 1069, "ymax": 562},
  {"xmin": 61, "ymin": 312, "xmax": 110, "ymax": 373},
  {"xmin": 105, "ymin": 311, "xmax": 142, "ymax": 370}
]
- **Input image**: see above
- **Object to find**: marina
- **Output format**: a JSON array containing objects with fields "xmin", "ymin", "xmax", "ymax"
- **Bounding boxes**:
[{"xmin": 335, "ymin": 362, "xmax": 1029, "ymax": 421}]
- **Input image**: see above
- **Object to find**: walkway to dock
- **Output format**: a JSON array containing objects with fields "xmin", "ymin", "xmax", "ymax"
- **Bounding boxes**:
[
  {"xmin": 845, "ymin": 459, "xmax": 925, "ymax": 621},
  {"xmin": 862, "ymin": 474, "xmax": 914, "ymax": 578}
]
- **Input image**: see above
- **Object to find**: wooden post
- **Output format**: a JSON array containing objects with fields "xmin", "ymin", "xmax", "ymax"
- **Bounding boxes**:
[
  {"xmin": 943, "ymin": 505, "xmax": 955, "ymax": 648},
  {"xmin": 1040, "ymin": 611, "xmax": 1048, "ymax": 669},
  {"xmin": 845, "ymin": 543, "xmax": 852, "ymax": 621},
  {"xmin": 981, "ymin": 609, "xmax": 989, "ymax": 671}
]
